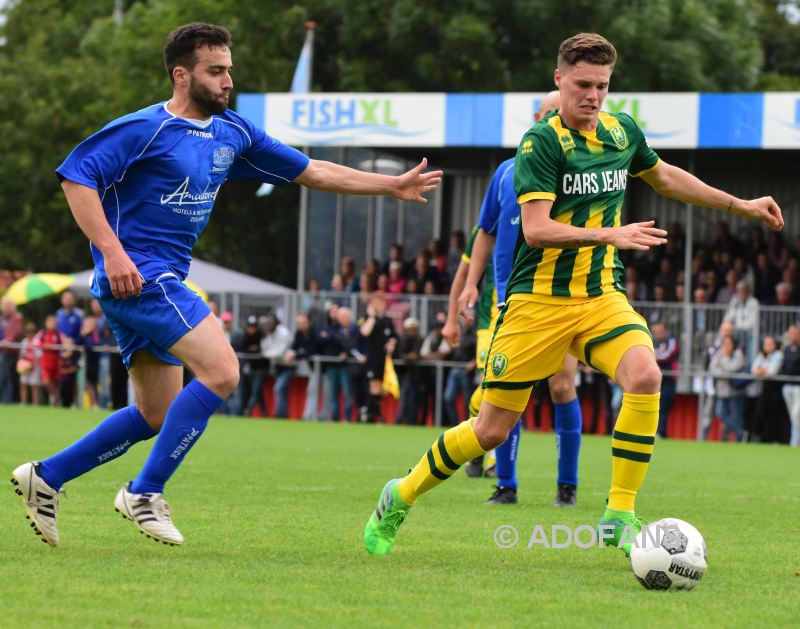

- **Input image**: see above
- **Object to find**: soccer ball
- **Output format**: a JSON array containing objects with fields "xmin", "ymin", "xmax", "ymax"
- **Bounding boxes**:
[{"xmin": 630, "ymin": 518, "xmax": 708, "ymax": 590}]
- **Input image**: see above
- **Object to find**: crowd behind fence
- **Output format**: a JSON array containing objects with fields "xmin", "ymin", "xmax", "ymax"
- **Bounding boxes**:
[{"xmin": 2, "ymin": 288, "xmax": 800, "ymax": 445}]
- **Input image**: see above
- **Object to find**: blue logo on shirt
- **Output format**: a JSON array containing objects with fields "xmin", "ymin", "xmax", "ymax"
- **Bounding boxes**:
[{"xmin": 213, "ymin": 146, "xmax": 235, "ymax": 168}]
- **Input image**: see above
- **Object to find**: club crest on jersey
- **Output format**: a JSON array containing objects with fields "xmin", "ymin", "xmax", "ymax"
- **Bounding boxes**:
[
  {"xmin": 491, "ymin": 353, "xmax": 508, "ymax": 378},
  {"xmin": 213, "ymin": 146, "xmax": 235, "ymax": 168},
  {"xmin": 609, "ymin": 125, "xmax": 628, "ymax": 150}
]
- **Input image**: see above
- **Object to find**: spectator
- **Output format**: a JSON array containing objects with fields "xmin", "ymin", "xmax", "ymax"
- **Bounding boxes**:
[
  {"xmin": 446, "ymin": 230, "xmax": 466, "ymax": 279},
  {"xmin": 1, "ymin": 297, "xmax": 23, "ymax": 403},
  {"xmin": 34, "ymin": 315, "xmax": 64, "ymax": 406},
  {"xmin": 444, "ymin": 316, "xmax": 476, "ymax": 427},
  {"xmin": 319, "ymin": 303, "xmax": 345, "ymax": 421},
  {"xmin": 395, "ymin": 317, "xmax": 424, "ymax": 425},
  {"xmin": 751, "ymin": 336, "xmax": 785, "ymax": 443},
  {"xmin": 381, "ymin": 243, "xmax": 406, "ymax": 277},
  {"xmin": 340, "ymin": 256, "xmax": 359, "ymax": 292},
  {"xmin": 780, "ymin": 324, "xmax": 800, "ymax": 447},
  {"xmin": 79, "ymin": 316, "xmax": 103, "ymax": 409},
  {"xmin": 219, "ymin": 312, "xmax": 242, "ymax": 415},
  {"xmin": 709, "ymin": 335, "xmax": 746, "ymax": 442},
  {"xmin": 654, "ymin": 258, "xmax": 676, "ymax": 299},
  {"xmin": 698, "ymin": 321, "xmax": 735, "ymax": 440},
  {"xmin": 58, "ymin": 337, "xmax": 80, "ymax": 408},
  {"xmin": 405, "ymin": 277, "xmax": 420, "ymax": 296},
  {"xmin": 428, "ymin": 239, "xmax": 447, "ymax": 275},
  {"xmin": 17, "ymin": 322, "xmax": 40, "ymax": 406},
  {"xmin": 767, "ymin": 231, "xmax": 789, "ymax": 272},
  {"xmin": 774, "ymin": 281, "xmax": 793, "ymax": 307},
  {"xmin": 56, "ymin": 289, "xmax": 84, "ymax": 340},
  {"xmin": 334, "ymin": 306, "xmax": 363, "ymax": 422},
  {"xmin": 419, "ymin": 312, "xmax": 452, "ymax": 423},
  {"xmin": 261, "ymin": 314, "xmax": 293, "ymax": 416},
  {"xmin": 278, "ymin": 313, "xmax": 320, "ymax": 419},
  {"xmin": 330, "ymin": 273, "xmax": 345, "ymax": 293},
  {"xmin": 652, "ymin": 322, "xmax": 679, "ymax": 438},
  {"xmin": 387, "ymin": 262, "xmax": 406, "ymax": 295},
  {"xmin": 715, "ymin": 269, "xmax": 738, "ymax": 305},
  {"xmin": 648, "ymin": 284, "xmax": 679, "ymax": 330},
  {"xmin": 753, "ymin": 253, "xmax": 778, "ymax": 304},
  {"xmin": 408, "ymin": 250, "xmax": 437, "ymax": 290},
  {"xmin": 578, "ymin": 364, "xmax": 613, "ymax": 435},
  {"xmin": 364, "ymin": 258, "xmax": 381, "ymax": 285},
  {"xmin": 359, "ymin": 293, "xmax": 397, "ymax": 423},
  {"xmin": 723, "ymin": 280, "xmax": 759, "ymax": 358},
  {"xmin": 238, "ymin": 315, "xmax": 267, "ymax": 416},
  {"xmin": 732, "ymin": 257, "xmax": 754, "ymax": 293},
  {"xmin": 358, "ymin": 270, "xmax": 378, "ymax": 296},
  {"xmin": 745, "ymin": 226, "xmax": 766, "ymax": 260}
]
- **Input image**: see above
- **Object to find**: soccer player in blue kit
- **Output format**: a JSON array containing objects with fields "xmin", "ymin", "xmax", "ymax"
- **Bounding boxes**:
[
  {"xmin": 11, "ymin": 23, "xmax": 441, "ymax": 547},
  {"xmin": 459, "ymin": 92, "xmax": 583, "ymax": 508}
]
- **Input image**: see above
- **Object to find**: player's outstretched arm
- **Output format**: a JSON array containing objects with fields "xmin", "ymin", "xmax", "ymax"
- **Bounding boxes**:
[
  {"xmin": 458, "ymin": 229, "xmax": 495, "ymax": 320},
  {"xmin": 640, "ymin": 161, "xmax": 784, "ymax": 231},
  {"xmin": 521, "ymin": 200, "xmax": 668, "ymax": 251},
  {"xmin": 61, "ymin": 180, "xmax": 142, "ymax": 299},
  {"xmin": 294, "ymin": 157, "xmax": 442, "ymax": 203}
]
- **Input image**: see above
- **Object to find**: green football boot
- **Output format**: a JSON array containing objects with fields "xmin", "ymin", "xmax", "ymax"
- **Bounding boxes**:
[
  {"xmin": 598, "ymin": 507, "xmax": 645, "ymax": 557},
  {"xmin": 364, "ymin": 479, "xmax": 411, "ymax": 555}
]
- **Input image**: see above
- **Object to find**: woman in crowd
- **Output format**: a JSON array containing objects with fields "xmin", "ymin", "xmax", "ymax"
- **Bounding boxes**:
[
  {"xmin": 750, "ymin": 335, "xmax": 786, "ymax": 443},
  {"xmin": 709, "ymin": 335, "xmax": 746, "ymax": 442}
]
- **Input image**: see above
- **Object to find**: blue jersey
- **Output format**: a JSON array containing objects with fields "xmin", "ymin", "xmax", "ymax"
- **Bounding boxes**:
[
  {"xmin": 56, "ymin": 102, "xmax": 309, "ymax": 298},
  {"xmin": 476, "ymin": 157, "xmax": 518, "ymax": 307}
]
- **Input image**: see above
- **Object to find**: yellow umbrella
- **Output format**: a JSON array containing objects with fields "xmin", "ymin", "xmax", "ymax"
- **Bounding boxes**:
[
  {"xmin": 3, "ymin": 273, "xmax": 75, "ymax": 306},
  {"xmin": 184, "ymin": 279, "xmax": 208, "ymax": 302}
]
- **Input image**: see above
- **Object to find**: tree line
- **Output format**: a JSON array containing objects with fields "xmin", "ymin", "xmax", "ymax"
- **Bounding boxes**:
[{"xmin": 1, "ymin": 0, "xmax": 798, "ymax": 287}]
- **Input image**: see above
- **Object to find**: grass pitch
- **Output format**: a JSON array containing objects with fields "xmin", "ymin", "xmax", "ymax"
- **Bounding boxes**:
[{"xmin": 1, "ymin": 406, "xmax": 798, "ymax": 628}]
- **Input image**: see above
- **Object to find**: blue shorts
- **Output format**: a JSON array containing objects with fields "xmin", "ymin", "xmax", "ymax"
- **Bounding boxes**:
[{"xmin": 99, "ymin": 273, "xmax": 211, "ymax": 369}]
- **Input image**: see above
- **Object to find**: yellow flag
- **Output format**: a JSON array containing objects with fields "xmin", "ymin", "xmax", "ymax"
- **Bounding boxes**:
[{"xmin": 383, "ymin": 355, "xmax": 400, "ymax": 399}]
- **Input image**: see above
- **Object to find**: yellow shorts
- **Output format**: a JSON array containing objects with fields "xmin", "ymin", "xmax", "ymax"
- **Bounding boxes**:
[
  {"xmin": 483, "ymin": 291, "xmax": 653, "ymax": 413},
  {"xmin": 475, "ymin": 307, "xmax": 501, "ymax": 371}
]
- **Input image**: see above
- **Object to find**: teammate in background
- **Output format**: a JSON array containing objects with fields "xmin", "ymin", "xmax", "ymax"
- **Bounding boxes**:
[
  {"xmin": 442, "ymin": 226, "xmax": 497, "ymax": 478},
  {"xmin": 364, "ymin": 32, "xmax": 782, "ymax": 556},
  {"xmin": 459, "ymin": 91, "xmax": 583, "ymax": 508},
  {"xmin": 12, "ymin": 22, "xmax": 441, "ymax": 548}
]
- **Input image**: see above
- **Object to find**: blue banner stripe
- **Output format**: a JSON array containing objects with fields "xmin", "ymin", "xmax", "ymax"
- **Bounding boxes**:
[
  {"xmin": 236, "ymin": 94, "xmax": 266, "ymax": 130},
  {"xmin": 698, "ymin": 93, "xmax": 763, "ymax": 148},
  {"xmin": 445, "ymin": 94, "xmax": 503, "ymax": 146}
]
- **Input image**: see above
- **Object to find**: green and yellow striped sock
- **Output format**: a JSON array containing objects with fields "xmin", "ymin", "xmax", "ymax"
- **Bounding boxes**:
[
  {"xmin": 468, "ymin": 382, "xmax": 484, "ymax": 417},
  {"xmin": 608, "ymin": 392, "xmax": 659, "ymax": 512},
  {"xmin": 398, "ymin": 418, "xmax": 486, "ymax": 504}
]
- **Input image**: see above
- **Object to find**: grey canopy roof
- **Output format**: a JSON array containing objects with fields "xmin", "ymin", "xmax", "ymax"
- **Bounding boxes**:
[{"xmin": 70, "ymin": 258, "xmax": 291, "ymax": 297}]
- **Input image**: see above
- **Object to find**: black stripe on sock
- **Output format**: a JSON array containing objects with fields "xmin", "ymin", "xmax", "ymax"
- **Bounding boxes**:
[
  {"xmin": 613, "ymin": 430, "xmax": 655, "ymax": 445},
  {"xmin": 611, "ymin": 447, "xmax": 651, "ymax": 463},
  {"xmin": 436, "ymin": 435, "xmax": 459, "ymax": 471},
  {"xmin": 426, "ymin": 449, "xmax": 449, "ymax": 480}
]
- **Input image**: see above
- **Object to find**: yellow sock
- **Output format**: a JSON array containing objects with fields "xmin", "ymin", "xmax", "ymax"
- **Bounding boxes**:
[
  {"xmin": 468, "ymin": 383, "xmax": 484, "ymax": 417},
  {"xmin": 608, "ymin": 392, "xmax": 659, "ymax": 512},
  {"xmin": 398, "ymin": 418, "xmax": 486, "ymax": 504}
]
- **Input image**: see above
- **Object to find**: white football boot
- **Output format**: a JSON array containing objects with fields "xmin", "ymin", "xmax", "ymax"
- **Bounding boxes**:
[
  {"xmin": 114, "ymin": 482, "xmax": 184, "ymax": 546},
  {"xmin": 11, "ymin": 462, "xmax": 62, "ymax": 547}
]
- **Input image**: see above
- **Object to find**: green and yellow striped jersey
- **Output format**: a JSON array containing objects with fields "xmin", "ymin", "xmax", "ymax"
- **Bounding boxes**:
[
  {"xmin": 509, "ymin": 110, "xmax": 659, "ymax": 300},
  {"xmin": 462, "ymin": 225, "xmax": 497, "ymax": 330}
]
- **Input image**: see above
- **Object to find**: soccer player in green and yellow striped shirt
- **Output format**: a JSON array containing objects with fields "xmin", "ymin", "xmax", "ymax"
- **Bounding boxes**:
[{"xmin": 364, "ymin": 32, "xmax": 783, "ymax": 556}]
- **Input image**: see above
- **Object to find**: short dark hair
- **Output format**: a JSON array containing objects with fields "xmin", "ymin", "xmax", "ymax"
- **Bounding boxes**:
[
  {"xmin": 558, "ymin": 33, "xmax": 617, "ymax": 68},
  {"xmin": 164, "ymin": 23, "xmax": 232, "ymax": 83}
]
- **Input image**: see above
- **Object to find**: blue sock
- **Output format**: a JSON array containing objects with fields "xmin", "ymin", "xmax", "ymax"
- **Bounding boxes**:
[
  {"xmin": 38, "ymin": 406, "xmax": 156, "ymax": 491},
  {"xmin": 554, "ymin": 398, "xmax": 582, "ymax": 487},
  {"xmin": 496, "ymin": 419, "xmax": 522, "ymax": 490},
  {"xmin": 130, "ymin": 380, "xmax": 223, "ymax": 494}
]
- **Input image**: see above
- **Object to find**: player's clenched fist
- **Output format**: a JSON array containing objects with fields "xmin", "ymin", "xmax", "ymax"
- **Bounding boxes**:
[
  {"xmin": 103, "ymin": 247, "xmax": 142, "ymax": 299},
  {"xmin": 732, "ymin": 197, "xmax": 784, "ymax": 231}
]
